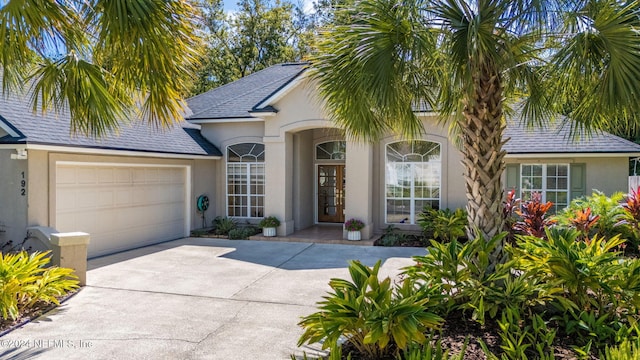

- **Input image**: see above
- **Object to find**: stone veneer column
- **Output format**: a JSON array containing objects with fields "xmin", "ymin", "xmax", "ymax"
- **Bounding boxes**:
[
  {"xmin": 345, "ymin": 141, "xmax": 374, "ymax": 239},
  {"xmin": 264, "ymin": 132, "xmax": 294, "ymax": 235}
]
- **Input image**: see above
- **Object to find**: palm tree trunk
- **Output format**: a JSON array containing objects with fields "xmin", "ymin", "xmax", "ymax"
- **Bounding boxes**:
[{"xmin": 460, "ymin": 64, "xmax": 507, "ymax": 242}]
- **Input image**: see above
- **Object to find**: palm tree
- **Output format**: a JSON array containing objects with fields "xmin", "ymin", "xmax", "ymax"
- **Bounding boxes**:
[
  {"xmin": 311, "ymin": 0, "xmax": 640, "ymax": 244},
  {"xmin": 0, "ymin": 0, "xmax": 201, "ymax": 137}
]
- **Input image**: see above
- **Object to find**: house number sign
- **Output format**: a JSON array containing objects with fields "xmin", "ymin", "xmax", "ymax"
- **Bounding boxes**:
[{"xmin": 20, "ymin": 171, "xmax": 26, "ymax": 196}]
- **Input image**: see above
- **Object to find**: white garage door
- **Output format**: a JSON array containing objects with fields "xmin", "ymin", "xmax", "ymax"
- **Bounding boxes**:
[{"xmin": 55, "ymin": 163, "xmax": 189, "ymax": 258}]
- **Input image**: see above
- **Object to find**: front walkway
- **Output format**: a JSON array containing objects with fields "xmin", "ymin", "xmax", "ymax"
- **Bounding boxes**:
[
  {"xmin": 250, "ymin": 224, "xmax": 378, "ymax": 246},
  {"xmin": 0, "ymin": 238, "xmax": 424, "ymax": 359}
]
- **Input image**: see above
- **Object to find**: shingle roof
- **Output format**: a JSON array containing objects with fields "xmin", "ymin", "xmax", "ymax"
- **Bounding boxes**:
[
  {"xmin": 0, "ymin": 89, "xmax": 221, "ymax": 157},
  {"xmin": 503, "ymin": 119, "xmax": 640, "ymax": 154},
  {"xmin": 186, "ymin": 62, "xmax": 308, "ymax": 120},
  {"xmin": 183, "ymin": 61, "xmax": 640, "ymax": 155}
]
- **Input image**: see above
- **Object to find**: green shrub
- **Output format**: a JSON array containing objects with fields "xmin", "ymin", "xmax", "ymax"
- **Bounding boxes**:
[
  {"xmin": 404, "ymin": 232, "xmax": 522, "ymax": 324},
  {"xmin": 298, "ymin": 260, "xmax": 443, "ymax": 359},
  {"xmin": 400, "ymin": 338, "xmax": 466, "ymax": 360},
  {"xmin": 417, "ymin": 207, "xmax": 467, "ymax": 242},
  {"xmin": 555, "ymin": 190, "xmax": 626, "ymax": 240},
  {"xmin": 378, "ymin": 225, "xmax": 421, "ymax": 246},
  {"xmin": 0, "ymin": 251, "xmax": 79, "ymax": 320},
  {"xmin": 602, "ymin": 338, "xmax": 640, "ymax": 360},
  {"xmin": 514, "ymin": 228, "xmax": 630, "ymax": 314},
  {"xmin": 228, "ymin": 227, "xmax": 258, "ymax": 240},
  {"xmin": 258, "ymin": 216, "xmax": 280, "ymax": 228},
  {"xmin": 212, "ymin": 216, "xmax": 237, "ymax": 235}
]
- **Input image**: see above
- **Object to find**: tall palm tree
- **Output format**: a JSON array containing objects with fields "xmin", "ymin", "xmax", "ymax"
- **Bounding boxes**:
[
  {"xmin": 311, "ymin": 0, "xmax": 640, "ymax": 244},
  {"xmin": 0, "ymin": 0, "xmax": 201, "ymax": 137}
]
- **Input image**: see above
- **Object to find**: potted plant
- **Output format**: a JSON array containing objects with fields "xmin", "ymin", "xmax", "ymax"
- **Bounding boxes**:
[
  {"xmin": 344, "ymin": 218, "xmax": 365, "ymax": 241},
  {"xmin": 259, "ymin": 216, "xmax": 280, "ymax": 237}
]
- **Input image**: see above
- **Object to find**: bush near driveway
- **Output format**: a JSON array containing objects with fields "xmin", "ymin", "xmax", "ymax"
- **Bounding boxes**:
[
  {"xmin": 299, "ymin": 190, "xmax": 640, "ymax": 359},
  {"xmin": 0, "ymin": 251, "xmax": 78, "ymax": 322}
]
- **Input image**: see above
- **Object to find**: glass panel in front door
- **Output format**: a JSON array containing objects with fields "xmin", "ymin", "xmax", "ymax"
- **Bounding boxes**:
[{"xmin": 318, "ymin": 165, "xmax": 345, "ymax": 223}]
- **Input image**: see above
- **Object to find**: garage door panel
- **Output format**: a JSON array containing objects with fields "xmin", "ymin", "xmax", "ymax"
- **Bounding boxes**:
[
  {"xmin": 57, "ymin": 167, "xmax": 77, "ymax": 184},
  {"xmin": 115, "ymin": 189, "xmax": 133, "ymax": 206},
  {"xmin": 77, "ymin": 168, "xmax": 97, "ymax": 184},
  {"xmin": 56, "ymin": 164, "xmax": 188, "ymax": 258},
  {"xmin": 115, "ymin": 168, "xmax": 131, "ymax": 183},
  {"xmin": 97, "ymin": 168, "xmax": 115, "ymax": 184}
]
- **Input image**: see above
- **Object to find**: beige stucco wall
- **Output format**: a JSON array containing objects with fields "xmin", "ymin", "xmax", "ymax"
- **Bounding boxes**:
[
  {"xmin": 0, "ymin": 149, "xmax": 28, "ymax": 245},
  {"xmin": 582, "ymin": 157, "xmax": 629, "ymax": 195},
  {"xmin": 19, "ymin": 151, "xmax": 217, "ymax": 233},
  {"xmin": 197, "ymin": 77, "xmax": 634, "ymax": 238},
  {"xmin": 292, "ymin": 130, "xmax": 314, "ymax": 230},
  {"xmin": 200, "ymin": 122, "xmax": 264, "ymax": 146}
]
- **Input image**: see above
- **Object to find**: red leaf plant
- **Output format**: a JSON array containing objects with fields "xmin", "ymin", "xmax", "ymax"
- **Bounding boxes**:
[
  {"xmin": 513, "ymin": 192, "xmax": 557, "ymax": 238},
  {"xmin": 568, "ymin": 207, "xmax": 600, "ymax": 243}
]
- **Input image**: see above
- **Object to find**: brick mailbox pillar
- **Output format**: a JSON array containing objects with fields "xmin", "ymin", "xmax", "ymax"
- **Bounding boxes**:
[{"xmin": 50, "ymin": 232, "xmax": 90, "ymax": 286}]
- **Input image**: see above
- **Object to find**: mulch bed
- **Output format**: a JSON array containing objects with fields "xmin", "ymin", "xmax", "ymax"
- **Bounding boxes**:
[
  {"xmin": 0, "ymin": 290, "xmax": 80, "ymax": 336},
  {"xmin": 336, "ymin": 312, "xmax": 595, "ymax": 359}
]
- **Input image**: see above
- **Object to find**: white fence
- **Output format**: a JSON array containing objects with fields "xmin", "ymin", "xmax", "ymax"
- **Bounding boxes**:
[{"xmin": 630, "ymin": 176, "xmax": 640, "ymax": 193}]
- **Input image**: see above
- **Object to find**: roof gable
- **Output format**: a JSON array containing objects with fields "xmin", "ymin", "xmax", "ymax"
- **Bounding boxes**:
[{"xmin": 186, "ymin": 63, "xmax": 308, "ymax": 121}]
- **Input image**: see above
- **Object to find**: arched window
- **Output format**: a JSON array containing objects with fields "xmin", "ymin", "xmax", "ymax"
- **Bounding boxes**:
[
  {"xmin": 227, "ymin": 143, "xmax": 265, "ymax": 218},
  {"xmin": 385, "ymin": 141, "xmax": 441, "ymax": 224},
  {"xmin": 316, "ymin": 141, "xmax": 346, "ymax": 160}
]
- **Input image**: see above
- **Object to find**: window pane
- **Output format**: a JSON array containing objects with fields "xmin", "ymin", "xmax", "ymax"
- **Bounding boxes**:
[
  {"xmin": 558, "ymin": 166, "xmax": 568, "ymax": 177},
  {"xmin": 532, "ymin": 165, "xmax": 543, "ymax": 176},
  {"xmin": 385, "ymin": 141, "xmax": 441, "ymax": 223},
  {"xmin": 386, "ymin": 199, "xmax": 411, "ymax": 223},
  {"xmin": 316, "ymin": 141, "xmax": 346, "ymax": 160},
  {"xmin": 228, "ymin": 143, "xmax": 265, "ymax": 163},
  {"xmin": 227, "ymin": 146, "xmax": 265, "ymax": 218}
]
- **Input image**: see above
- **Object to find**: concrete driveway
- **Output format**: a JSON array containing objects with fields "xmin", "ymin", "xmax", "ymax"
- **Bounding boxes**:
[{"xmin": 0, "ymin": 238, "xmax": 425, "ymax": 360}]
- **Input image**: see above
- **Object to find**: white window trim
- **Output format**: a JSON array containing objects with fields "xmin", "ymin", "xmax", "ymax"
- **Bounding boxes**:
[
  {"xmin": 384, "ymin": 141, "xmax": 442, "ymax": 225},
  {"xmin": 225, "ymin": 143, "xmax": 265, "ymax": 219},
  {"xmin": 519, "ymin": 163, "xmax": 570, "ymax": 205}
]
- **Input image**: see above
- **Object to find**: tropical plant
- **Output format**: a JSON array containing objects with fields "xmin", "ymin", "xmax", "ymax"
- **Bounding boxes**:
[
  {"xmin": 404, "ymin": 232, "xmax": 515, "ymax": 322},
  {"xmin": 619, "ymin": 186, "xmax": 640, "ymax": 248},
  {"xmin": 310, "ymin": 0, "xmax": 640, "ymax": 259},
  {"xmin": 212, "ymin": 216, "xmax": 237, "ymax": 235},
  {"xmin": 0, "ymin": 251, "xmax": 79, "ymax": 320},
  {"xmin": 258, "ymin": 216, "xmax": 281, "ymax": 228},
  {"xmin": 344, "ymin": 218, "xmax": 365, "ymax": 231},
  {"xmin": 513, "ymin": 193, "xmax": 557, "ymax": 238},
  {"xmin": 297, "ymin": 260, "xmax": 443, "ymax": 359},
  {"xmin": 378, "ymin": 225, "xmax": 416, "ymax": 246},
  {"xmin": 0, "ymin": 0, "xmax": 201, "ymax": 137},
  {"xmin": 401, "ymin": 338, "xmax": 467, "ymax": 360},
  {"xmin": 417, "ymin": 207, "xmax": 467, "ymax": 242},
  {"xmin": 567, "ymin": 207, "xmax": 601, "ymax": 242},
  {"xmin": 513, "ymin": 228, "xmax": 633, "ymax": 317},
  {"xmin": 556, "ymin": 191, "xmax": 626, "ymax": 240},
  {"xmin": 503, "ymin": 189, "xmax": 521, "ymax": 238},
  {"xmin": 602, "ymin": 338, "xmax": 640, "ymax": 360}
]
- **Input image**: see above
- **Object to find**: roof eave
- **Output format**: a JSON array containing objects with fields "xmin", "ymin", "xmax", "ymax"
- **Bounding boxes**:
[
  {"xmin": 0, "ymin": 143, "xmax": 222, "ymax": 160},
  {"xmin": 254, "ymin": 68, "xmax": 308, "ymax": 109},
  {"xmin": 505, "ymin": 152, "xmax": 640, "ymax": 158},
  {"xmin": 188, "ymin": 117, "xmax": 264, "ymax": 124}
]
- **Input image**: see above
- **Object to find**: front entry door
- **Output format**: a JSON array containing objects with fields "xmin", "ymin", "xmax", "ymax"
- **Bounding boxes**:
[{"xmin": 317, "ymin": 165, "xmax": 345, "ymax": 223}]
